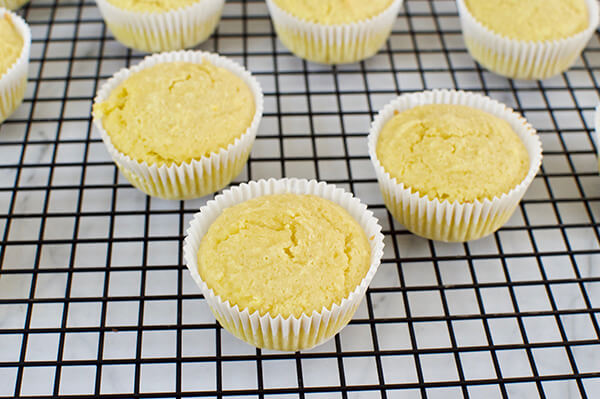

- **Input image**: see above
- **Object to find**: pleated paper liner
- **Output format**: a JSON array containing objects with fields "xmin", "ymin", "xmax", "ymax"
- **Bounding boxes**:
[
  {"xmin": 0, "ymin": 8, "xmax": 30, "ymax": 124},
  {"xmin": 265, "ymin": 0, "xmax": 404, "ymax": 64},
  {"xmin": 95, "ymin": 0, "xmax": 224, "ymax": 52},
  {"xmin": 456, "ymin": 0, "xmax": 599, "ymax": 80},
  {"xmin": 368, "ymin": 90, "xmax": 543, "ymax": 242},
  {"xmin": 92, "ymin": 50, "xmax": 263, "ymax": 200},
  {"xmin": 184, "ymin": 178, "xmax": 385, "ymax": 351}
]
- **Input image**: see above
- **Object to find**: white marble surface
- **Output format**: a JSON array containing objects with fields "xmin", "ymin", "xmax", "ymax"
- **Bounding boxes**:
[{"xmin": 1, "ymin": 0, "xmax": 600, "ymax": 398}]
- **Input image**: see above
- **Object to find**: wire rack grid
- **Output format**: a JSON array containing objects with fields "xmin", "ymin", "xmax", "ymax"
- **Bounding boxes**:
[{"xmin": 0, "ymin": 0, "xmax": 599, "ymax": 398}]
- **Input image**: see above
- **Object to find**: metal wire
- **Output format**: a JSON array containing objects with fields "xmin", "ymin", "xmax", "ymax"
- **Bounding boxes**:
[{"xmin": 0, "ymin": 0, "xmax": 599, "ymax": 398}]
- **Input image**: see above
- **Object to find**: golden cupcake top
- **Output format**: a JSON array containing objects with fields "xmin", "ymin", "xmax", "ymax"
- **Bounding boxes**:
[
  {"xmin": 93, "ymin": 60, "xmax": 255, "ymax": 165},
  {"xmin": 465, "ymin": 0, "xmax": 589, "ymax": 41},
  {"xmin": 106, "ymin": 0, "xmax": 199, "ymax": 12},
  {"xmin": 0, "ymin": 13, "xmax": 23, "ymax": 77},
  {"xmin": 376, "ymin": 104, "xmax": 530, "ymax": 203},
  {"xmin": 197, "ymin": 194, "xmax": 371, "ymax": 318},
  {"xmin": 273, "ymin": 0, "xmax": 394, "ymax": 25}
]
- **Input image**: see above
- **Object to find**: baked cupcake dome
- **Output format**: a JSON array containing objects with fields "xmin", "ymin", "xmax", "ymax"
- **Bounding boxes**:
[
  {"xmin": 184, "ymin": 179, "xmax": 385, "ymax": 351},
  {"xmin": 369, "ymin": 90, "xmax": 543, "ymax": 243},
  {"xmin": 457, "ymin": 0, "xmax": 599, "ymax": 80},
  {"xmin": 266, "ymin": 0, "xmax": 404, "ymax": 64},
  {"xmin": 0, "ymin": 0, "xmax": 29, "ymax": 10},
  {"xmin": 376, "ymin": 104, "xmax": 530, "ymax": 204},
  {"xmin": 197, "ymin": 193, "xmax": 371, "ymax": 319},
  {"xmin": 92, "ymin": 50, "xmax": 263, "ymax": 200},
  {"xmin": 95, "ymin": 0, "xmax": 224, "ymax": 52},
  {"xmin": 464, "ymin": 0, "xmax": 589, "ymax": 42},
  {"xmin": 94, "ymin": 61, "xmax": 255, "ymax": 166},
  {"xmin": 271, "ymin": 0, "xmax": 395, "ymax": 25},
  {"xmin": 0, "ymin": 9, "xmax": 30, "ymax": 124}
]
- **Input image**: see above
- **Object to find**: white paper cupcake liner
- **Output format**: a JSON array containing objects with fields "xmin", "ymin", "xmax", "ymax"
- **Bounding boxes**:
[
  {"xmin": 368, "ymin": 90, "xmax": 543, "ymax": 242},
  {"xmin": 0, "ymin": 0, "xmax": 29, "ymax": 10},
  {"xmin": 266, "ymin": 0, "xmax": 403, "ymax": 64},
  {"xmin": 92, "ymin": 50, "xmax": 263, "ymax": 200},
  {"xmin": 0, "ymin": 9, "xmax": 30, "ymax": 124},
  {"xmin": 95, "ymin": 0, "xmax": 224, "ymax": 53},
  {"xmin": 457, "ymin": 0, "xmax": 599, "ymax": 80},
  {"xmin": 183, "ymin": 178, "xmax": 385, "ymax": 351}
]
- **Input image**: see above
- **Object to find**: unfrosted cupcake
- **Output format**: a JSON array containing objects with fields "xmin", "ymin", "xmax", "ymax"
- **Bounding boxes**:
[
  {"xmin": 0, "ymin": 10, "xmax": 30, "ymax": 124},
  {"xmin": 369, "ymin": 90, "xmax": 543, "ymax": 242},
  {"xmin": 184, "ymin": 179, "xmax": 384, "ymax": 351},
  {"xmin": 92, "ymin": 51, "xmax": 263, "ymax": 200},
  {"xmin": 95, "ymin": 0, "xmax": 224, "ymax": 52},
  {"xmin": 0, "ymin": 0, "xmax": 29, "ymax": 10},
  {"xmin": 457, "ymin": 0, "xmax": 599, "ymax": 80},
  {"xmin": 266, "ymin": 0, "xmax": 404, "ymax": 64}
]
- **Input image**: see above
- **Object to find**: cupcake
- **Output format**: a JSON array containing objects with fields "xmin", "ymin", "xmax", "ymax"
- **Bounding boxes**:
[
  {"xmin": 92, "ymin": 51, "xmax": 263, "ymax": 200},
  {"xmin": 1, "ymin": 0, "xmax": 29, "ymax": 10},
  {"xmin": 266, "ymin": 0, "xmax": 404, "ymax": 64},
  {"xmin": 369, "ymin": 90, "xmax": 543, "ymax": 242},
  {"xmin": 457, "ymin": 0, "xmax": 599, "ymax": 80},
  {"xmin": 0, "ymin": 9, "xmax": 30, "ymax": 124},
  {"xmin": 95, "ymin": 0, "xmax": 224, "ymax": 52},
  {"xmin": 184, "ymin": 178, "xmax": 384, "ymax": 351}
]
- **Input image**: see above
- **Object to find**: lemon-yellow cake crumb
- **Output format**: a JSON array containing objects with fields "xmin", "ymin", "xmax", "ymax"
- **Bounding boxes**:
[
  {"xmin": 93, "ymin": 61, "xmax": 255, "ymax": 166},
  {"xmin": 465, "ymin": 0, "xmax": 588, "ymax": 41},
  {"xmin": 197, "ymin": 194, "xmax": 371, "ymax": 318},
  {"xmin": 106, "ymin": 0, "xmax": 199, "ymax": 12},
  {"xmin": 376, "ymin": 104, "xmax": 530, "ymax": 203},
  {"xmin": 0, "ymin": 13, "xmax": 23, "ymax": 77},
  {"xmin": 273, "ymin": 0, "xmax": 393, "ymax": 25}
]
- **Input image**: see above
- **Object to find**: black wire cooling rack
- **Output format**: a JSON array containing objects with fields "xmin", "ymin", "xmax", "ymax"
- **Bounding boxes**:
[{"xmin": 1, "ymin": 0, "xmax": 599, "ymax": 397}]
